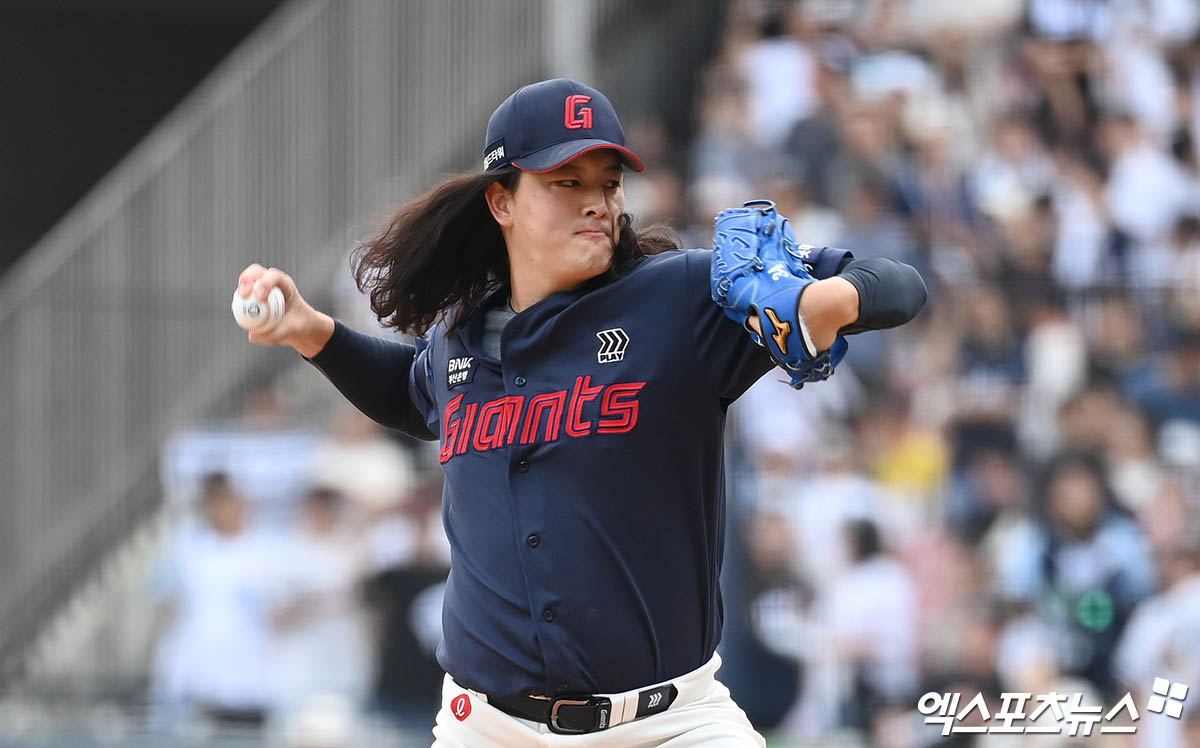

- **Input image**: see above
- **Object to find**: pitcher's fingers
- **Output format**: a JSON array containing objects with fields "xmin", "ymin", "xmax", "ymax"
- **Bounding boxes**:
[
  {"xmin": 249, "ymin": 305, "xmax": 300, "ymax": 344},
  {"xmin": 251, "ymin": 267, "xmax": 293, "ymax": 302},
  {"xmin": 237, "ymin": 263, "xmax": 268, "ymax": 296}
]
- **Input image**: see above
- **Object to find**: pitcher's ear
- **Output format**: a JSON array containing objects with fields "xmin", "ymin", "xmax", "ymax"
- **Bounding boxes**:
[{"xmin": 485, "ymin": 180, "xmax": 515, "ymax": 229}]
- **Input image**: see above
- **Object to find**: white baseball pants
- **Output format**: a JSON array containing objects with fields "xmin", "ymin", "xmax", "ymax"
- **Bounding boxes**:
[{"xmin": 431, "ymin": 653, "xmax": 765, "ymax": 747}]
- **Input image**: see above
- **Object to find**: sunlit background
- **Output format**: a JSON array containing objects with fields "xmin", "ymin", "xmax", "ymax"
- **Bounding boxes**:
[{"xmin": 2, "ymin": 0, "xmax": 1200, "ymax": 746}]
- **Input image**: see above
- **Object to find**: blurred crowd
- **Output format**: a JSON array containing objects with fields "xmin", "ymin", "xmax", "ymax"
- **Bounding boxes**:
[
  {"xmin": 144, "ymin": 0, "xmax": 1200, "ymax": 746},
  {"xmin": 617, "ymin": 0, "xmax": 1200, "ymax": 746},
  {"xmin": 150, "ymin": 391, "xmax": 448, "ymax": 745}
]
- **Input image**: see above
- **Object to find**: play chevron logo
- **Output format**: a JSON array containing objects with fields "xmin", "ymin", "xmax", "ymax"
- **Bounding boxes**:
[{"xmin": 597, "ymin": 328, "xmax": 629, "ymax": 363}]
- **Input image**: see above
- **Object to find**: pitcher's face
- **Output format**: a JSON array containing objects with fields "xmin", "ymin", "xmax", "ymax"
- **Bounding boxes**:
[{"xmin": 497, "ymin": 149, "xmax": 625, "ymax": 288}]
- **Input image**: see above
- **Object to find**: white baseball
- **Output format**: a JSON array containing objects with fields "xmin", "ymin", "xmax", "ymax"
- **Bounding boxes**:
[{"xmin": 232, "ymin": 286, "xmax": 285, "ymax": 331}]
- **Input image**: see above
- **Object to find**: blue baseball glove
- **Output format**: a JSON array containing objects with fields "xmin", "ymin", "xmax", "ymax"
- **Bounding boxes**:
[{"xmin": 710, "ymin": 199, "xmax": 848, "ymax": 389}]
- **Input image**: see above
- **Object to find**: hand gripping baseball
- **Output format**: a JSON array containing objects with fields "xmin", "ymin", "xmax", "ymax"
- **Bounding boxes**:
[
  {"xmin": 234, "ymin": 264, "xmax": 335, "ymax": 358},
  {"xmin": 710, "ymin": 200, "xmax": 848, "ymax": 389}
]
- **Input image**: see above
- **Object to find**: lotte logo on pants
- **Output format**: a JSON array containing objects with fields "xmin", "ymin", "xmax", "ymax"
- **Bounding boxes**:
[{"xmin": 451, "ymin": 694, "xmax": 472, "ymax": 721}]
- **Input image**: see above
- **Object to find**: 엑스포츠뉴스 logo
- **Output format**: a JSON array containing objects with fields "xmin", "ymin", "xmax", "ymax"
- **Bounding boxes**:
[
  {"xmin": 1147, "ymin": 678, "xmax": 1188, "ymax": 719},
  {"xmin": 917, "ymin": 677, "xmax": 1192, "ymax": 737}
]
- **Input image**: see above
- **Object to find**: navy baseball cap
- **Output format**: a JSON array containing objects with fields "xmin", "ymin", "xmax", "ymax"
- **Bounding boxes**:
[{"xmin": 482, "ymin": 78, "xmax": 644, "ymax": 173}]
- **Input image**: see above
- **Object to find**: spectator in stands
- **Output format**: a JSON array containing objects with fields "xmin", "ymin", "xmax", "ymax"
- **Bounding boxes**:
[
  {"xmin": 312, "ymin": 406, "xmax": 416, "ymax": 512},
  {"xmin": 361, "ymin": 473, "xmax": 450, "ymax": 728},
  {"xmin": 948, "ymin": 444, "xmax": 1029, "ymax": 547},
  {"xmin": 272, "ymin": 486, "xmax": 373, "ymax": 717},
  {"xmin": 1113, "ymin": 541, "xmax": 1200, "ymax": 748},
  {"xmin": 820, "ymin": 519, "xmax": 918, "ymax": 734},
  {"xmin": 971, "ymin": 112, "xmax": 1057, "ymax": 226},
  {"xmin": 1100, "ymin": 111, "xmax": 1198, "ymax": 284},
  {"xmin": 149, "ymin": 472, "xmax": 279, "ymax": 729},
  {"xmin": 1085, "ymin": 292, "xmax": 1151, "ymax": 385},
  {"xmin": 1126, "ymin": 327, "xmax": 1200, "ymax": 426},
  {"xmin": 781, "ymin": 30, "xmax": 857, "ymax": 209},
  {"xmin": 734, "ymin": 3, "xmax": 819, "ymax": 149},
  {"xmin": 1103, "ymin": 401, "xmax": 1164, "ymax": 513},
  {"xmin": 1049, "ymin": 146, "xmax": 1113, "ymax": 288},
  {"xmin": 1168, "ymin": 215, "xmax": 1200, "ymax": 329},
  {"xmin": 995, "ymin": 452, "xmax": 1154, "ymax": 692},
  {"xmin": 1056, "ymin": 384, "xmax": 1125, "ymax": 455},
  {"xmin": 741, "ymin": 510, "xmax": 809, "ymax": 731}
]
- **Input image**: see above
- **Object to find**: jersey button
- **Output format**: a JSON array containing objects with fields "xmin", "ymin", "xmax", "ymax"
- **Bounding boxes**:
[
  {"xmin": 517, "ymin": 460, "xmax": 530, "ymax": 473},
  {"xmin": 514, "ymin": 376, "xmax": 527, "ymax": 387},
  {"xmin": 526, "ymin": 534, "xmax": 540, "ymax": 548},
  {"xmin": 542, "ymin": 608, "xmax": 556, "ymax": 622},
  {"xmin": 556, "ymin": 682, "xmax": 570, "ymax": 693}
]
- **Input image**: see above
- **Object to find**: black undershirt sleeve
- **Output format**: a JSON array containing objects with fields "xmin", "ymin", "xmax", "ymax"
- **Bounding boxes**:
[
  {"xmin": 834, "ymin": 256, "xmax": 928, "ymax": 334},
  {"xmin": 303, "ymin": 320, "xmax": 437, "ymax": 440}
]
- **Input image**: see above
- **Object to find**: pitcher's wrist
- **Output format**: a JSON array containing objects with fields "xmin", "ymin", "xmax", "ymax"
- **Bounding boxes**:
[
  {"xmin": 295, "ymin": 312, "xmax": 336, "ymax": 359},
  {"xmin": 798, "ymin": 277, "xmax": 859, "ymax": 350}
]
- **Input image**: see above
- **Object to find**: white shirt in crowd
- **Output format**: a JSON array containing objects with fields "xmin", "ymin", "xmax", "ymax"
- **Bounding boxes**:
[
  {"xmin": 776, "ymin": 554, "xmax": 920, "ymax": 738},
  {"xmin": 273, "ymin": 528, "xmax": 374, "ymax": 709},
  {"xmin": 151, "ymin": 525, "xmax": 281, "ymax": 711},
  {"xmin": 1113, "ymin": 573, "xmax": 1200, "ymax": 748},
  {"xmin": 737, "ymin": 37, "xmax": 818, "ymax": 149},
  {"xmin": 1104, "ymin": 142, "xmax": 1198, "ymax": 284}
]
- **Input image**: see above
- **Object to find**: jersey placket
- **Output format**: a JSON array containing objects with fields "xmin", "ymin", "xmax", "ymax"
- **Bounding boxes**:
[{"xmin": 500, "ymin": 315, "xmax": 578, "ymax": 697}]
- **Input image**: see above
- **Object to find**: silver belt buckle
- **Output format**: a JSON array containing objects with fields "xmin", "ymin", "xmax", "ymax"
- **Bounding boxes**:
[{"xmin": 548, "ymin": 696, "xmax": 611, "ymax": 734}]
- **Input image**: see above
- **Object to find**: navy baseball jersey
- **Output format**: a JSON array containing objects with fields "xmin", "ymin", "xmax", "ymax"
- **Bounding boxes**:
[{"xmin": 305, "ymin": 245, "xmax": 850, "ymax": 699}]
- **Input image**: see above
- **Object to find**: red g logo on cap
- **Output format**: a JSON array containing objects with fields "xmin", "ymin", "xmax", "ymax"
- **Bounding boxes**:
[
  {"xmin": 564, "ymin": 95, "xmax": 593, "ymax": 129},
  {"xmin": 451, "ymin": 693, "xmax": 471, "ymax": 721}
]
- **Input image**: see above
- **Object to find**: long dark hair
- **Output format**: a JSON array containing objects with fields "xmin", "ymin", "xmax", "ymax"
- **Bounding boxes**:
[{"xmin": 351, "ymin": 167, "xmax": 679, "ymax": 335}]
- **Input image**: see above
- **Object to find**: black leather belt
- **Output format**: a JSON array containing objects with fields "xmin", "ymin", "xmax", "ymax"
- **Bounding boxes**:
[{"xmin": 485, "ymin": 684, "xmax": 679, "ymax": 735}]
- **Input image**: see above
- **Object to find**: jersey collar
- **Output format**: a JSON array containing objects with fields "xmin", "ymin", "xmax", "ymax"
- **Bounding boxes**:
[{"xmin": 454, "ymin": 267, "xmax": 623, "ymax": 361}]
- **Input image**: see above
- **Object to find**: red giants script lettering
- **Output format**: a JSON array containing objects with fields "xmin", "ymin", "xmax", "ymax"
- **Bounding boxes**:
[{"xmin": 439, "ymin": 377, "xmax": 645, "ymax": 463}]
